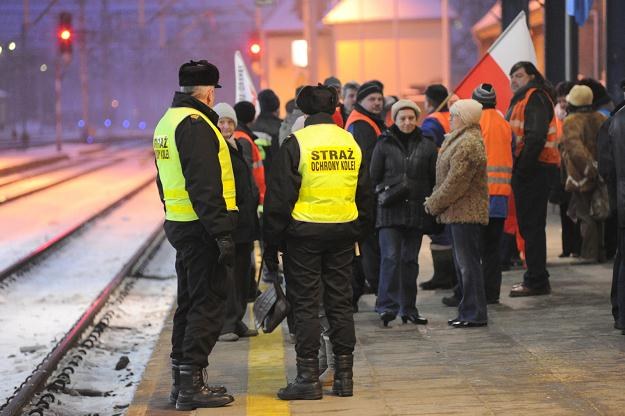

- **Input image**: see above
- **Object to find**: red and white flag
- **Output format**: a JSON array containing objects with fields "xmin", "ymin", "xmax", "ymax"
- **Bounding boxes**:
[
  {"xmin": 454, "ymin": 11, "xmax": 537, "ymax": 113},
  {"xmin": 234, "ymin": 50, "xmax": 260, "ymax": 114}
]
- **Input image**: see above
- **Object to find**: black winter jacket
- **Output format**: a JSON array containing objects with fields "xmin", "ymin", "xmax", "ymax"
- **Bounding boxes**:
[
  {"xmin": 228, "ymin": 141, "xmax": 260, "ymax": 243},
  {"xmin": 263, "ymin": 113, "xmax": 375, "ymax": 244},
  {"xmin": 598, "ymin": 106, "xmax": 625, "ymax": 228},
  {"xmin": 506, "ymin": 82, "xmax": 555, "ymax": 179},
  {"xmin": 251, "ymin": 112, "xmax": 282, "ymax": 175},
  {"xmin": 155, "ymin": 92, "xmax": 237, "ymax": 238},
  {"xmin": 370, "ymin": 125, "xmax": 437, "ymax": 229}
]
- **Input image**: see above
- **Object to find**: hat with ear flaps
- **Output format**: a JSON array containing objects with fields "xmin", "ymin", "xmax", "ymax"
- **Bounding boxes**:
[{"xmin": 296, "ymin": 84, "xmax": 338, "ymax": 115}]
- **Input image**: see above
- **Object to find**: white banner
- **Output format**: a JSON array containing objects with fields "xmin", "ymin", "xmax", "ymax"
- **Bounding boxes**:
[{"xmin": 234, "ymin": 50, "xmax": 260, "ymax": 114}]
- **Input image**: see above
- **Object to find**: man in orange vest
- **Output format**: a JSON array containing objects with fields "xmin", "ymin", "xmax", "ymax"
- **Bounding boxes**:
[
  {"xmin": 233, "ymin": 101, "xmax": 266, "ymax": 204},
  {"xmin": 506, "ymin": 61, "xmax": 560, "ymax": 297},
  {"xmin": 421, "ymin": 84, "xmax": 451, "ymax": 147},
  {"xmin": 345, "ymin": 80, "xmax": 386, "ymax": 297}
]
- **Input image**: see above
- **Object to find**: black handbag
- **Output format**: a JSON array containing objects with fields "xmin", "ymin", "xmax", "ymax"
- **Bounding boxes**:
[
  {"xmin": 376, "ymin": 175, "xmax": 410, "ymax": 207},
  {"xmin": 252, "ymin": 257, "xmax": 290, "ymax": 333}
]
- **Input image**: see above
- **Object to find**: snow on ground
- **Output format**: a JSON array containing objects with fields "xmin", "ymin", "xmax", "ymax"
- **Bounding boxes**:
[
  {"xmin": 0, "ymin": 146, "xmax": 155, "ymax": 272},
  {"xmin": 0, "ymin": 185, "xmax": 163, "ymax": 402}
]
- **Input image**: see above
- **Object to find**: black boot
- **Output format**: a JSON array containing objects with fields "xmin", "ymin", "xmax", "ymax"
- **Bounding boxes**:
[
  {"xmin": 420, "ymin": 248, "xmax": 457, "ymax": 290},
  {"xmin": 277, "ymin": 357, "xmax": 322, "ymax": 400},
  {"xmin": 332, "ymin": 354, "xmax": 354, "ymax": 397},
  {"xmin": 176, "ymin": 365, "xmax": 234, "ymax": 410},
  {"xmin": 170, "ymin": 359, "xmax": 227, "ymax": 404}
]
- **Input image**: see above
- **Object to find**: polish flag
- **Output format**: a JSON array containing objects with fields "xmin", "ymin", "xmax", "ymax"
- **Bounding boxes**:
[
  {"xmin": 454, "ymin": 11, "xmax": 537, "ymax": 113},
  {"xmin": 234, "ymin": 50, "xmax": 260, "ymax": 114}
]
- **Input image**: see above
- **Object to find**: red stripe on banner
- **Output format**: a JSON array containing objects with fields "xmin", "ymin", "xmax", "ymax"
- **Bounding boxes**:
[{"xmin": 453, "ymin": 53, "xmax": 513, "ymax": 114}]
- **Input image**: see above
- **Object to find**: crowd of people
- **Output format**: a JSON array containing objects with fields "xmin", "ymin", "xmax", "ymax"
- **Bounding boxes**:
[{"xmin": 152, "ymin": 59, "xmax": 625, "ymax": 410}]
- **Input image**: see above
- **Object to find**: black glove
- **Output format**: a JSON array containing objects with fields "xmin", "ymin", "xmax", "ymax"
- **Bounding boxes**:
[
  {"xmin": 215, "ymin": 235, "xmax": 235, "ymax": 267},
  {"xmin": 263, "ymin": 242, "xmax": 279, "ymax": 267}
]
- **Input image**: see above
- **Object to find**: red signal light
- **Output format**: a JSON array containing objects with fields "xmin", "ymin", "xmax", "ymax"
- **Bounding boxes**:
[
  {"xmin": 59, "ymin": 29, "xmax": 71, "ymax": 41},
  {"xmin": 249, "ymin": 42, "xmax": 261, "ymax": 55}
]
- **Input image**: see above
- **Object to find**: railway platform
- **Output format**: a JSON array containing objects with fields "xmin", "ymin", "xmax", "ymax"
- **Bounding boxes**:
[{"xmin": 127, "ymin": 220, "xmax": 625, "ymax": 416}]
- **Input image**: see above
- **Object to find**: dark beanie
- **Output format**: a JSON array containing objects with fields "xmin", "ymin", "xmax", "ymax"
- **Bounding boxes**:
[
  {"xmin": 258, "ymin": 89, "xmax": 280, "ymax": 113},
  {"xmin": 296, "ymin": 84, "xmax": 338, "ymax": 115},
  {"xmin": 357, "ymin": 81, "xmax": 383, "ymax": 102},
  {"xmin": 234, "ymin": 101, "xmax": 256, "ymax": 124},
  {"xmin": 472, "ymin": 83, "xmax": 497, "ymax": 107},
  {"xmin": 578, "ymin": 78, "xmax": 611, "ymax": 107},
  {"xmin": 425, "ymin": 84, "xmax": 448, "ymax": 105},
  {"xmin": 178, "ymin": 60, "xmax": 221, "ymax": 87}
]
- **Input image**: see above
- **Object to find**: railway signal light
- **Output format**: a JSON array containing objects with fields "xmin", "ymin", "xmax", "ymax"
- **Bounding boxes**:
[{"xmin": 57, "ymin": 12, "xmax": 73, "ymax": 55}]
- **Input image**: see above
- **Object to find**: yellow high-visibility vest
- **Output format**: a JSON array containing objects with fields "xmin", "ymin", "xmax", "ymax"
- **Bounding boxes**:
[
  {"xmin": 153, "ymin": 107, "xmax": 237, "ymax": 221},
  {"xmin": 291, "ymin": 123, "xmax": 361, "ymax": 223}
]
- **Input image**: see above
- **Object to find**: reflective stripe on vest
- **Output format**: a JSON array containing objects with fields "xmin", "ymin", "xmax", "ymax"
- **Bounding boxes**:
[
  {"xmin": 153, "ymin": 107, "xmax": 237, "ymax": 221},
  {"xmin": 427, "ymin": 111, "xmax": 451, "ymax": 134},
  {"xmin": 344, "ymin": 109, "xmax": 382, "ymax": 137},
  {"xmin": 234, "ymin": 128, "xmax": 266, "ymax": 203},
  {"xmin": 291, "ymin": 124, "xmax": 362, "ymax": 223},
  {"xmin": 480, "ymin": 109, "xmax": 513, "ymax": 196},
  {"xmin": 508, "ymin": 87, "xmax": 560, "ymax": 165}
]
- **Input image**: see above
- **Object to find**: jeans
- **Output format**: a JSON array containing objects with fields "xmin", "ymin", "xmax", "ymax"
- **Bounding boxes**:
[
  {"xmin": 450, "ymin": 223, "xmax": 487, "ymax": 324},
  {"xmin": 482, "ymin": 218, "xmax": 505, "ymax": 303},
  {"xmin": 375, "ymin": 227, "xmax": 424, "ymax": 316}
]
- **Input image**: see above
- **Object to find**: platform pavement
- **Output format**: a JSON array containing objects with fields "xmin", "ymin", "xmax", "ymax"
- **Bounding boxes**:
[{"xmin": 128, "ymin": 211, "xmax": 625, "ymax": 416}]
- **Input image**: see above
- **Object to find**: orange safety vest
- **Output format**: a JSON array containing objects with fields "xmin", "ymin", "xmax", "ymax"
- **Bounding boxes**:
[
  {"xmin": 384, "ymin": 110, "xmax": 393, "ymax": 128},
  {"xmin": 508, "ymin": 88, "xmax": 560, "ymax": 165},
  {"xmin": 344, "ymin": 109, "xmax": 382, "ymax": 137},
  {"xmin": 234, "ymin": 128, "xmax": 266, "ymax": 204},
  {"xmin": 426, "ymin": 111, "xmax": 451, "ymax": 134},
  {"xmin": 479, "ymin": 109, "xmax": 513, "ymax": 197},
  {"xmin": 332, "ymin": 107, "xmax": 344, "ymax": 128}
]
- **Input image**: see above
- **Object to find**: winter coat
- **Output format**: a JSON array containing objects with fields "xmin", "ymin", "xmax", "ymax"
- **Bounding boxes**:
[
  {"xmin": 598, "ymin": 106, "xmax": 625, "ymax": 227},
  {"xmin": 561, "ymin": 110, "xmax": 607, "ymax": 192},
  {"xmin": 228, "ymin": 141, "xmax": 260, "ymax": 243},
  {"xmin": 370, "ymin": 125, "xmax": 437, "ymax": 229},
  {"xmin": 251, "ymin": 112, "xmax": 282, "ymax": 175},
  {"xmin": 279, "ymin": 108, "xmax": 304, "ymax": 147},
  {"xmin": 424, "ymin": 124, "xmax": 489, "ymax": 225}
]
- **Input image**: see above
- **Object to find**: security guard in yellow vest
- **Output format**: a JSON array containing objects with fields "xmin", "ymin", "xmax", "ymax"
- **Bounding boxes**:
[
  {"xmin": 264, "ymin": 84, "xmax": 374, "ymax": 400},
  {"xmin": 153, "ymin": 60, "xmax": 236, "ymax": 410}
]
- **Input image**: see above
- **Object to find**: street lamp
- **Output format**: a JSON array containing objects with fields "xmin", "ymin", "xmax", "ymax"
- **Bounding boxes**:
[{"xmin": 8, "ymin": 42, "xmax": 16, "ymax": 51}]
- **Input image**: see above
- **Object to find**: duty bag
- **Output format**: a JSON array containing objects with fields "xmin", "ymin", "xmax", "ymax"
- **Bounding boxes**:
[{"xmin": 252, "ymin": 257, "xmax": 290, "ymax": 333}]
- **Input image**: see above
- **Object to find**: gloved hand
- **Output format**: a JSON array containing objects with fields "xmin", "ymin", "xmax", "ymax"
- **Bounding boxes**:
[
  {"xmin": 215, "ymin": 234, "xmax": 235, "ymax": 267},
  {"xmin": 262, "ymin": 241, "xmax": 279, "ymax": 266}
]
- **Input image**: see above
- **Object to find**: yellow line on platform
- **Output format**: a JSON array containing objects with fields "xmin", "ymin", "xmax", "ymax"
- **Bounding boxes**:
[{"xmin": 246, "ymin": 304, "xmax": 291, "ymax": 416}]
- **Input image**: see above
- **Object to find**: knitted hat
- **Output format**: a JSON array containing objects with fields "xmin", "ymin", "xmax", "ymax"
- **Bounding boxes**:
[
  {"xmin": 425, "ymin": 84, "xmax": 448, "ymax": 105},
  {"xmin": 296, "ymin": 84, "xmax": 338, "ymax": 115},
  {"xmin": 213, "ymin": 102, "xmax": 237, "ymax": 125},
  {"xmin": 234, "ymin": 101, "xmax": 256, "ymax": 124},
  {"xmin": 323, "ymin": 76, "xmax": 341, "ymax": 90},
  {"xmin": 258, "ymin": 89, "xmax": 280, "ymax": 113},
  {"xmin": 178, "ymin": 60, "xmax": 221, "ymax": 87},
  {"xmin": 566, "ymin": 85, "xmax": 594, "ymax": 107},
  {"xmin": 391, "ymin": 99, "xmax": 422, "ymax": 121},
  {"xmin": 357, "ymin": 81, "xmax": 383, "ymax": 102},
  {"xmin": 449, "ymin": 99, "xmax": 483, "ymax": 127},
  {"xmin": 472, "ymin": 83, "xmax": 497, "ymax": 107}
]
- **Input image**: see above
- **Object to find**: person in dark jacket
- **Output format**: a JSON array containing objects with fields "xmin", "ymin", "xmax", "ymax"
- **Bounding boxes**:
[
  {"xmin": 251, "ymin": 88, "xmax": 282, "ymax": 177},
  {"xmin": 344, "ymin": 81, "xmax": 386, "ymax": 296},
  {"xmin": 153, "ymin": 60, "xmax": 235, "ymax": 409},
  {"xmin": 214, "ymin": 103, "xmax": 260, "ymax": 342},
  {"xmin": 506, "ymin": 61, "xmax": 560, "ymax": 297},
  {"xmin": 370, "ymin": 99, "xmax": 437, "ymax": 327},
  {"xmin": 264, "ymin": 84, "xmax": 374, "ymax": 400},
  {"xmin": 598, "ymin": 106, "xmax": 625, "ymax": 334}
]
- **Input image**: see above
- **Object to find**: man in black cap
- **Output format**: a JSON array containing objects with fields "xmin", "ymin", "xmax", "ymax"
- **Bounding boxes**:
[
  {"xmin": 153, "ymin": 59, "xmax": 236, "ymax": 410},
  {"xmin": 344, "ymin": 81, "xmax": 386, "ymax": 298},
  {"xmin": 421, "ymin": 84, "xmax": 451, "ymax": 147},
  {"xmin": 264, "ymin": 84, "xmax": 374, "ymax": 400}
]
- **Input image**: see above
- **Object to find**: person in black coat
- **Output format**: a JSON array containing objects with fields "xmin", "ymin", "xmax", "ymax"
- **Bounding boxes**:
[
  {"xmin": 598, "ymin": 105, "xmax": 625, "ymax": 334},
  {"xmin": 369, "ymin": 99, "xmax": 437, "ymax": 327},
  {"xmin": 214, "ymin": 103, "xmax": 260, "ymax": 342}
]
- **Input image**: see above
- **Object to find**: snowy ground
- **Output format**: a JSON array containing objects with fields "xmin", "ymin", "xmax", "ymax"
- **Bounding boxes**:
[
  {"xmin": 0, "ymin": 185, "xmax": 163, "ymax": 403},
  {"xmin": 22, "ymin": 241, "xmax": 176, "ymax": 416},
  {"xmin": 0, "ymin": 146, "xmax": 156, "ymax": 273}
]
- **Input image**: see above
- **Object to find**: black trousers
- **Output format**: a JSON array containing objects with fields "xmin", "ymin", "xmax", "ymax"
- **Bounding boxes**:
[
  {"xmin": 560, "ymin": 199, "xmax": 582, "ymax": 256},
  {"xmin": 360, "ymin": 232, "xmax": 380, "ymax": 293},
  {"xmin": 611, "ymin": 228, "xmax": 625, "ymax": 327},
  {"xmin": 481, "ymin": 217, "xmax": 505, "ymax": 303},
  {"xmin": 284, "ymin": 238, "xmax": 356, "ymax": 359},
  {"xmin": 512, "ymin": 164, "xmax": 556, "ymax": 289},
  {"xmin": 164, "ymin": 221, "xmax": 228, "ymax": 368},
  {"xmin": 221, "ymin": 242, "xmax": 253, "ymax": 334}
]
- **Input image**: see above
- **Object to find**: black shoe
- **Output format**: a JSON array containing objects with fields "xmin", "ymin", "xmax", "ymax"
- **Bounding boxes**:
[
  {"xmin": 442, "ymin": 295, "xmax": 460, "ymax": 307},
  {"xmin": 235, "ymin": 321, "xmax": 258, "ymax": 338},
  {"xmin": 614, "ymin": 322, "xmax": 625, "ymax": 330},
  {"xmin": 332, "ymin": 354, "xmax": 354, "ymax": 397},
  {"xmin": 401, "ymin": 314, "xmax": 428, "ymax": 325},
  {"xmin": 419, "ymin": 279, "xmax": 454, "ymax": 290},
  {"xmin": 170, "ymin": 360, "xmax": 227, "ymax": 404},
  {"xmin": 450, "ymin": 320, "xmax": 487, "ymax": 328},
  {"xmin": 176, "ymin": 365, "xmax": 233, "ymax": 410},
  {"xmin": 379, "ymin": 311, "xmax": 396, "ymax": 327},
  {"xmin": 448, "ymin": 317, "xmax": 460, "ymax": 326},
  {"xmin": 277, "ymin": 357, "xmax": 322, "ymax": 400},
  {"xmin": 558, "ymin": 252, "xmax": 571, "ymax": 258},
  {"xmin": 509, "ymin": 284, "xmax": 551, "ymax": 297}
]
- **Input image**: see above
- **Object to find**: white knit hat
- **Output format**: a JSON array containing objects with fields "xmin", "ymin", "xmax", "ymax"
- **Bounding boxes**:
[
  {"xmin": 391, "ymin": 99, "xmax": 422, "ymax": 121},
  {"xmin": 213, "ymin": 102, "xmax": 237, "ymax": 125},
  {"xmin": 449, "ymin": 99, "xmax": 483, "ymax": 127}
]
